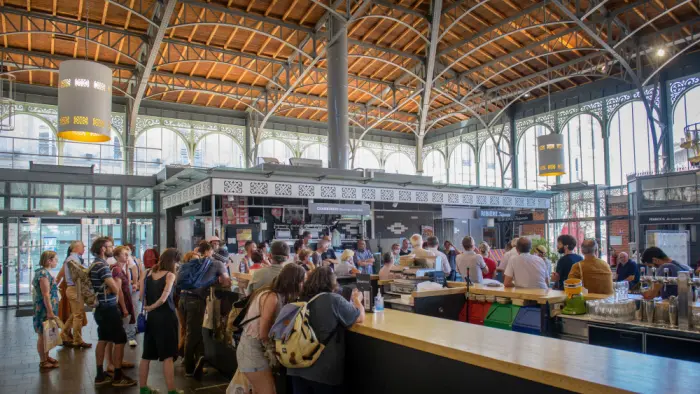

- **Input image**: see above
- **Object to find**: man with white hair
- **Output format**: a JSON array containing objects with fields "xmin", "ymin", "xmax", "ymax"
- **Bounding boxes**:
[
  {"xmin": 615, "ymin": 252, "xmax": 639, "ymax": 288},
  {"xmin": 409, "ymin": 234, "xmax": 434, "ymax": 259}
]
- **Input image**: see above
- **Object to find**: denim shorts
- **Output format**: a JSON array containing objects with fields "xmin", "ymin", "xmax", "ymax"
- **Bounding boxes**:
[{"xmin": 236, "ymin": 335, "xmax": 270, "ymax": 373}]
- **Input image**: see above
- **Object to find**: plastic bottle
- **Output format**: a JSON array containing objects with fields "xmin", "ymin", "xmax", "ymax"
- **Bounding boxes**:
[{"xmin": 374, "ymin": 288, "xmax": 384, "ymax": 312}]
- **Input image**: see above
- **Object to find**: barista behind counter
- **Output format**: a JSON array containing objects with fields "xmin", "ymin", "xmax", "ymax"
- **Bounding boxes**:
[{"xmin": 641, "ymin": 246, "xmax": 692, "ymax": 299}]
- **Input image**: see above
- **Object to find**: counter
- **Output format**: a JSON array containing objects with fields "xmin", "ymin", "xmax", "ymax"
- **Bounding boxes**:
[
  {"xmin": 346, "ymin": 309, "xmax": 699, "ymax": 394},
  {"xmin": 446, "ymin": 281, "xmax": 610, "ymax": 304}
]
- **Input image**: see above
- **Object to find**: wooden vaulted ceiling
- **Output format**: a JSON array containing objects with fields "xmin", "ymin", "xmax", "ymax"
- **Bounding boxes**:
[{"xmin": 1, "ymin": 0, "xmax": 700, "ymax": 135}]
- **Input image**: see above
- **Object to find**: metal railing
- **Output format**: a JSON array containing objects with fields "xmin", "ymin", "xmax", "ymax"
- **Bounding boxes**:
[{"xmin": 0, "ymin": 135, "xmax": 168, "ymax": 176}]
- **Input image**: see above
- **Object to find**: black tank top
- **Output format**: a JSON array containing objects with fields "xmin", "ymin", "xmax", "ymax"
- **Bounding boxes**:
[{"xmin": 145, "ymin": 272, "xmax": 176, "ymax": 313}]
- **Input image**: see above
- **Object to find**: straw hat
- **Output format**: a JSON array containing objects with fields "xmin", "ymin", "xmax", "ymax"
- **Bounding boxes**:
[
  {"xmin": 340, "ymin": 249, "xmax": 354, "ymax": 262},
  {"xmin": 535, "ymin": 245, "xmax": 547, "ymax": 254}
]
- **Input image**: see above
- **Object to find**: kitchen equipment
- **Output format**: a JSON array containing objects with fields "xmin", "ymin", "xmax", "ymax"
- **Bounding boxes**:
[
  {"xmin": 654, "ymin": 299, "xmax": 670, "ymax": 325},
  {"xmin": 669, "ymin": 299, "xmax": 679, "ymax": 328},
  {"xmin": 564, "ymin": 278, "xmax": 583, "ymax": 298},
  {"xmin": 562, "ymin": 293, "xmax": 587, "ymax": 315}
]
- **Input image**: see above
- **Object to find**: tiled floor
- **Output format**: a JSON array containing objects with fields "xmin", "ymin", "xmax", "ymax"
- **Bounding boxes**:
[{"xmin": 0, "ymin": 309, "xmax": 230, "ymax": 394}]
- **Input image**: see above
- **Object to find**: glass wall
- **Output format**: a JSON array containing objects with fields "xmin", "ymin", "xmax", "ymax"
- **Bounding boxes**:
[
  {"xmin": 9, "ymin": 183, "xmax": 29, "ymax": 211},
  {"xmin": 64, "ymin": 185, "xmax": 93, "ymax": 213},
  {"xmin": 609, "ymin": 101, "xmax": 659, "ymax": 186},
  {"xmin": 62, "ymin": 129, "xmax": 124, "ymax": 174},
  {"xmin": 301, "ymin": 143, "xmax": 329, "ymax": 167},
  {"xmin": 449, "ymin": 143, "xmax": 476, "ymax": 185},
  {"xmin": 423, "ymin": 151, "xmax": 446, "ymax": 183},
  {"xmin": 31, "ymin": 184, "xmax": 61, "ymax": 211},
  {"xmin": 134, "ymin": 127, "xmax": 190, "ymax": 175},
  {"xmin": 257, "ymin": 139, "xmax": 293, "ymax": 164},
  {"xmin": 672, "ymin": 85, "xmax": 700, "ymax": 166},
  {"xmin": 479, "ymin": 138, "xmax": 508, "ymax": 187},
  {"xmin": 518, "ymin": 125, "xmax": 553, "ymax": 190},
  {"xmin": 384, "ymin": 152, "xmax": 415, "ymax": 175},
  {"xmin": 0, "ymin": 115, "xmax": 58, "ymax": 169},
  {"xmin": 127, "ymin": 187, "xmax": 154, "ymax": 213},
  {"xmin": 352, "ymin": 147, "xmax": 380, "ymax": 169},
  {"xmin": 194, "ymin": 133, "xmax": 244, "ymax": 168},
  {"xmin": 562, "ymin": 114, "xmax": 605, "ymax": 185},
  {"xmin": 95, "ymin": 186, "xmax": 122, "ymax": 214}
]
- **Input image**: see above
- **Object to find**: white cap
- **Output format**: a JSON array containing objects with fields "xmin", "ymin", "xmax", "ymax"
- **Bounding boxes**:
[{"xmin": 207, "ymin": 236, "xmax": 221, "ymax": 242}]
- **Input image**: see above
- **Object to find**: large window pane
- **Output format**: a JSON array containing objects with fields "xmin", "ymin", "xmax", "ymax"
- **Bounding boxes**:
[
  {"xmin": 134, "ymin": 127, "xmax": 190, "ymax": 176},
  {"xmin": 449, "ymin": 143, "xmax": 476, "ymax": 185},
  {"xmin": 672, "ymin": 85, "xmax": 700, "ymax": 167},
  {"xmin": 95, "ymin": 186, "xmax": 122, "ymax": 214},
  {"xmin": 609, "ymin": 101, "xmax": 659, "ymax": 186},
  {"xmin": 64, "ymin": 185, "xmax": 93, "ymax": 213},
  {"xmin": 384, "ymin": 152, "xmax": 415, "ymax": 175},
  {"xmin": 31, "ymin": 183, "xmax": 60, "ymax": 211},
  {"xmin": 62, "ymin": 130, "xmax": 124, "ymax": 174},
  {"xmin": 0, "ymin": 115, "xmax": 58, "ymax": 169},
  {"xmin": 127, "ymin": 187, "xmax": 154, "ymax": 213},
  {"xmin": 194, "ymin": 133, "xmax": 244, "ymax": 168},
  {"xmin": 479, "ymin": 138, "xmax": 509, "ymax": 187},
  {"xmin": 423, "ymin": 151, "xmax": 446, "ymax": 183},
  {"xmin": 351, "ymin": 147, "xmax": 380, "ymax": 169},
  {"xmin": 518, "ymin": 125, "xmax": 553, "ymax": 190},
  {"xmin": 0, "ymin": 182, "xmax": 5, "ymax": 210},
  {"xmin": 257, "ymin": 139, "xmax": 293, "ymax": 164},
  {"xmin": 10, "ymin": 182, "xmax": 29, "ymax": 210},
  {"xmin": 562, "ymin": 114, "xmax": 605, "ymax": 185},
  {"xmin": 301, "ymin": 143, "xmax": 328, "ymax": 167}
]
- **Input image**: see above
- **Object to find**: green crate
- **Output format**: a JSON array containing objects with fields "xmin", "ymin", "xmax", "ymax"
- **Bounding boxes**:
[{"xmin": 484, "ymin": 303, "xmax": 521, "ymax": 331}]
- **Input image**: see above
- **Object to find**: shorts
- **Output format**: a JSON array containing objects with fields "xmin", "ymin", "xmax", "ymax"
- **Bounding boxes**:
[
  {"xmin": 142, "ymin": 310, "xmax": 178, "ymax": 361},
  {"xmin": 236, "ymin": 335, "xmax": 269, "ymax": 373},
  {"xmin": 93, "ymin": 304, "xmax": 127, "ymax": 345}
]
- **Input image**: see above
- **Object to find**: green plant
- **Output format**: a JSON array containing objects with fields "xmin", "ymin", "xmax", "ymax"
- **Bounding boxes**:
[{"xmin": 530, "ymin": 237, "xmax": 559, "ymax": 265}]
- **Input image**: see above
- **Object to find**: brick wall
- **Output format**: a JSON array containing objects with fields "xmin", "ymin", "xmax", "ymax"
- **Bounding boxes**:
[
  {"xmin": 520, "ymin": 211, "xmax": 546, "ymax": 238},
  {"xmin": 607, "ymin": 199, "xmax": 630, "ymax": 259}
]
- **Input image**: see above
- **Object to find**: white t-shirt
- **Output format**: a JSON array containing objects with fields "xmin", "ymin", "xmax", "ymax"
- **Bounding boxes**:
[
  {"xmin": 427, "ymin": 247, "xmax": 451, "ymax": 275},
  {"xmin": 498, "ymin": 248, "xmax": 517, "ymax": 272},
  {"xmin": 456, "ymin": 250, "xmax": 487, "ymax": 283},
  {"xmin": 504, "ymin": 253, "xmax": 548, "ymax": 289}
]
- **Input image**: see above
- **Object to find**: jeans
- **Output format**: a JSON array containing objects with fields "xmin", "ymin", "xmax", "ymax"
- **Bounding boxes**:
[
  {"xmin": 179, "ymin": 294, "xmax": 206, "ymax": 374},
  {"xmin": 290, "ymin": 376, "xmax": 341, "ymax": 394},
  {"xmin": 63, "ymin": 286, "xmax": 85, "ymax": 344},
  {"xmin": 123, "ymin": 316, "xmax": 136, "ymax": 341}
]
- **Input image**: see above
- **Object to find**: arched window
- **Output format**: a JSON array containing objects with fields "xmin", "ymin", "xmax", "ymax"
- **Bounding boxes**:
[
  {"xmin": 384, "ymin": 152, "xmax": 415, "ymax": 175},
  {"xmin": 423, "ymin": 150, "xmax": 446, "ymax": 183},
  {"xmin": 257, "ymin": 139, "xmax": 293, "ymax": 164},
  {"xmin": 609, "ymin": 101, "xmax": 659, "ymax": 186},
  {"xmin": 518, "ymin": 125, "xmax": 553, "ymax": 190},
  {"xmin": 479, "ymin": 138, "xmax": 509, "ymax": 187},
  {"xmin": 352, "ymin": 147, "xmax": 380, "ymax": 169},
  {"xmin": 562, "ymin": 114, "xmax": 605, "ymax": 185},
  {"xmin": 449, "ymin": 143, "xmax": 476, "ymax": 185},
  {"xmin": 301, "ymin": 143, "xmax": 328, "ymax": 167},
  {"xmin": 134, "ymin": 127, "xmax": 190, "ymax": 176},
  {"xmin": 194, "ymin": 133, "xmax": 244, "ymax": 168},
  {"xmin": 0, "ymin": 114, "xmax": 58, "ymax": 169},
  {"xmin": 62, "ymin": 129, "xmax": 124, "ymax": 174},
  {"xmin": 672, "ymin": 85, "xmax": 700, "ymax": 166}
]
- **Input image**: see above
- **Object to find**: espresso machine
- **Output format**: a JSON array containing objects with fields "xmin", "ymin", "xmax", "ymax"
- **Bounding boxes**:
[{"xmin": 639, "ymin": 266, "xmax": 700, "ymax": 330}]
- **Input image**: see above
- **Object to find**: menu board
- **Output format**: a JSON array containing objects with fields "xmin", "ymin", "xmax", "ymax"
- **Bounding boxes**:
[{"xmin": 236, "ymin": 228, "xmax": 253, "ymax": 251}]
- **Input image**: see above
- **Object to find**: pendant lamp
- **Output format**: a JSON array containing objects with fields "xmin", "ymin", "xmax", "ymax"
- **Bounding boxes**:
[
  {"xmin": 57, "ymin": 60, "xmax": 112, "ymax": 142},
  {"xmin": 537, "ymin": 133, "xmax": 566, "ymax": 176}
]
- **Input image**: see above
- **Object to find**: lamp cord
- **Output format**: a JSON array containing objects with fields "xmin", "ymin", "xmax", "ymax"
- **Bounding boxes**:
[{"xmin": 84, "ymin": 0, "xmax": 90, "ymax": 60}]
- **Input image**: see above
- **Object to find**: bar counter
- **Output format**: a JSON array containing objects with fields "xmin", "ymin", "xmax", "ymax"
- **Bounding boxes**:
[
  {"xmin": 446, "ymin": 281, "xmax": 610, "ymax": 304},
  {"xmin": 346, "ymin": 309, "xmax": 699, "ymax": 394}
]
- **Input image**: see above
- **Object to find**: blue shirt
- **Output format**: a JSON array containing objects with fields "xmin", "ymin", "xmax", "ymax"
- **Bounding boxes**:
[
  {"xmin": 616, "ymin": 260, "xmax": 640, "ymax": 288},
  {"xmin": 353, "ymin": 249, "xmax": 374, "ymax": 275},
  {"xmin": 63, "ymin": 253, "xmax": 85, "ymax": 286},
  {"xmin": 89, "ymin": 258, "xmax": 117, "ymax": 306},
  {"xmin": 555, "ymin": 253, "xmax": 583, "ymax": 289}
]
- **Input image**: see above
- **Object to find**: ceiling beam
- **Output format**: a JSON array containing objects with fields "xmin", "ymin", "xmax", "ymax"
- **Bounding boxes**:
[{"xmin": 417, "ymin": 0, "xmax": 442, "ymax": 137}]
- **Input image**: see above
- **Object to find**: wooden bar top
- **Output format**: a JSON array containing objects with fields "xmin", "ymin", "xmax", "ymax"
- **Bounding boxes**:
[
  {"xmin": 446, "ymin": 281, "xmax": 610, "ymax": 304},
  {"xmin": 349, "ymin": 309, "xmax": 698, "ymax": 394}
]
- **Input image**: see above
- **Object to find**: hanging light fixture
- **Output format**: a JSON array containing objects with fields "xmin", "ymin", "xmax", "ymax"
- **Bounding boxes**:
[
  {"xmin": 57, "ymin": 60, "xmax": 112, "ymax": 142},
  {"xmin": 537, "ymin": 133, "xmax": 566, "ymax": 176}
]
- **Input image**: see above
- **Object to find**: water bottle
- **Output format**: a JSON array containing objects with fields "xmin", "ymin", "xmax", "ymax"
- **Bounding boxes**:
[{"xmin": 374, "ymin": 288, "xmax": 384, "ymax": 312}]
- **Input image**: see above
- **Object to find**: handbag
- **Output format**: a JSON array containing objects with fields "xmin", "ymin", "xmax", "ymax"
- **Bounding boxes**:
[
  {"xmin": 43, "ymin": 318, "xmax": 63, "ymax": 352},
  {"xmin": 203, "ymin": 287, "xmax": 220, "ymax": 330},
  {"xmin": 137, "ymin": 270, "xmax": 148, "ymax": 333}
]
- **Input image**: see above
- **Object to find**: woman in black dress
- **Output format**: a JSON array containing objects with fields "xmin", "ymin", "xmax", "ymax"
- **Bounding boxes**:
[{"xmin": 138, "ymin": 248, "xmax": 181, "ymax": 394}]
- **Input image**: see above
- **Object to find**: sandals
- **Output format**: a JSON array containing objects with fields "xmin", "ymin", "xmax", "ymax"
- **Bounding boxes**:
[
  {"xmin": 47, "ymin": 357, "xmax": 58, "ymax": 364},
  {"xmin": 39, "ymin": 361, "xmax": 58, "ymax": 370},
  {"xmin": 75, "ymin": 342, "xmax": 93, "ymax": 348}
]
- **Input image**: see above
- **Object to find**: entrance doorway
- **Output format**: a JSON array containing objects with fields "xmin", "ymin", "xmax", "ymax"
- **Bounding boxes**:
[{"xmin": 0, "ymin": 217, "xmax": 123, "ymax": 307}]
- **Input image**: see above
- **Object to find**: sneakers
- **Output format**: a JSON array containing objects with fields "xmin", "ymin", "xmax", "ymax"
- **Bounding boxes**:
[
  {"xmin": 111, "ymin": 374, "xmax": 137, "ymax": 387},
  {"xmin": 94, "ymin": 374, "xmax": 113, "ymax": 386},
  {"xmin": 139, "ymin": 387, "xmax": 160, "ymax": 394},
  {"xmin": 128, "ymin": 339, "xmax": 137, "ymax": 347}
]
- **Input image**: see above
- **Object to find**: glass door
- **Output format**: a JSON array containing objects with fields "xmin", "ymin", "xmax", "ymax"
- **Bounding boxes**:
[
  {"xmin": 16, "ymin": 218, "xmax": 40, "ymax": 306},
  {"xmin": 81, "ymin": 218, "xmax": 122, "ymax": 263},
  {"xmin": 128, "ymin": 218, "xmax": 154, "ymax": 259},
  {"xmin": 40, "ymin": 219, "xmax": 81, "ymax": 278}
]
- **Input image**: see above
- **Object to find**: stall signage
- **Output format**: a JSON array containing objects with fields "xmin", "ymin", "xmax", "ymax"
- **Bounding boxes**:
[
  {"xmin": 182, "ymin": 202, "xmax": 203, "ymax": 216},
  {"xmin": 496, "ymin": 213, "xmax": 533, "ymax": 222},
  {"xmin": 309, "ymin": 203, "xmax": 370, "ymax": 216},
  {"xmin": 479, "ymin": 209, "xmax": 514, "ymax": 218},
  {"xmin": 640, "ymin": 213, "xmax": 700, "ymax": 224}
]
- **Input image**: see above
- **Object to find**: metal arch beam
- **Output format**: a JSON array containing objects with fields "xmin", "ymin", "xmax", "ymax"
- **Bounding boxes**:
[
  {"xmin": 439, "ymin": 0, "xmax": 492, "ymax": 41},
  {"xmin": 128, "ymin": 0, "xmax": 178, "ymax": 133},
  {"xmin": 155, "ymin": 60, "xmax": 284, "ymax": 89},
  {"xmin": 346, "ymin": 55, "xmax": 425, "ymax": 83},
  {"xmin": 613, "ymin": 0, "xmax": 693, "ymax": 49},
  {"xmin": 165, "ymin": 23, "xmax": 315, "ymax": 60},
  {"xmin": 294, "ymin": 82, "xmax": 394, "ymax": 109},
  {"xmin": 1, "ymin": 68, "xmax": 134, "ymax": 99},
  {"xmin": 161, "ymin": 39, "xmax": 289, "ymax": 66},
  {"xmin": 417, "ymin": 0, "xmax": 443, "ymax": 139},
  {"xmin": 373, "ymin": 0, "xmax": 429, "ymax": 20},
  {"xmin": 347, "ymin": 39, "xmax": 425, "ymax": 62},
  {"xmin": 145, "ymin": 88, "xmax": 264, "ymax": 116},
  {"xmin": 106, "ymin": 0, "xmax": 159, "ymax": 28},
  {"xmin": 351, "ymin": 16, "xmax": 429, "ymax": 43},
  {"xmin": 0, "ymin": 47, "xmax": 137, "ymax": 72},
  {"xmin": 259, "ymin": 0, "xmax": 373, "ymax": 129}
]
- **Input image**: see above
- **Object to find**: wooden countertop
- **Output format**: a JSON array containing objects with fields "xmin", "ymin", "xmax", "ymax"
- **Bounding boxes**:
[
  {"xmin": 350, "ymin": 309, "xmax": 698, "ymax": 394},
  {"xmin": 446, "ymin": 281, "xmax": 610, "ymax": 304},
  {"xmin": 412, "ymin": 287, "xmax": 466, "ymax": 298},
  {"xmin": 233, "ymin": 272, "xmax": 252, "ymax": 281}
]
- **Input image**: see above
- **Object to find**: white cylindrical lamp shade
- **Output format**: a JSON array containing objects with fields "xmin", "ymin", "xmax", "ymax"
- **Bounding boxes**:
[
  {"xmin": 537, "ymin": 133, "xmax": 566, "ymax": 177},
  {"xmin": 58, "ymin": 60, "xmax": 112, "ymax": 142}
]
